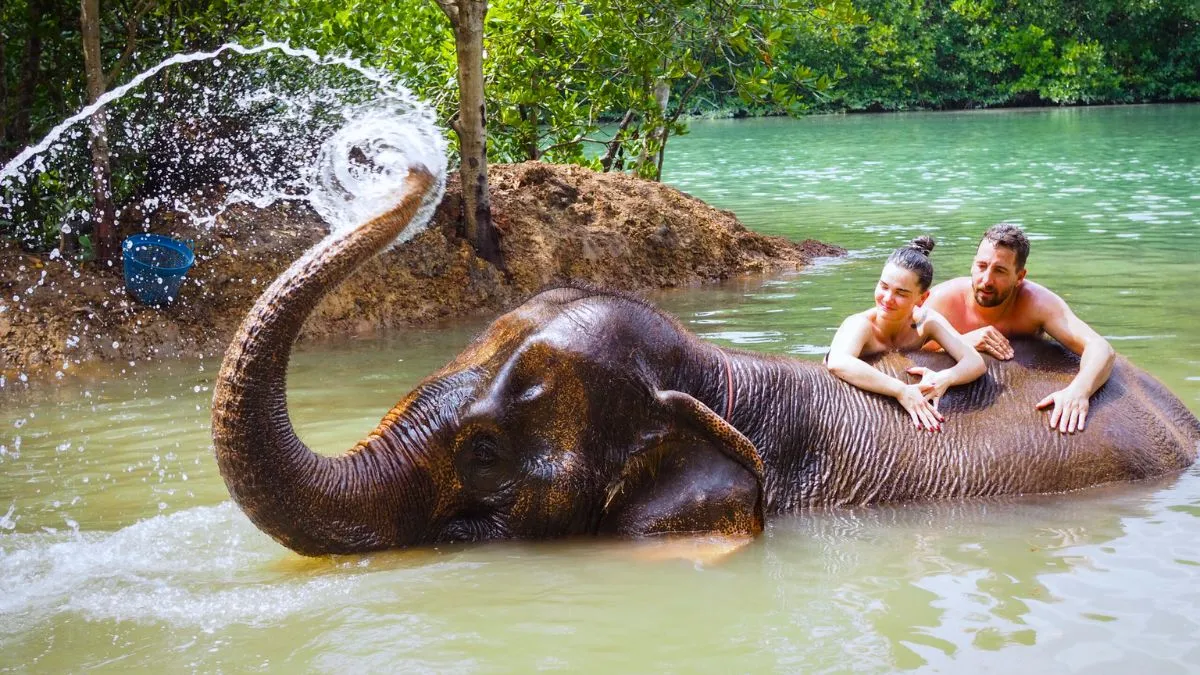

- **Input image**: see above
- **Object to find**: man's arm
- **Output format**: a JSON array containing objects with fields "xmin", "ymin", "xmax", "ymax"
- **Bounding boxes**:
[{"xmin": 1035, "ymin": 293, "xmax": 1116, "ymax": 434}]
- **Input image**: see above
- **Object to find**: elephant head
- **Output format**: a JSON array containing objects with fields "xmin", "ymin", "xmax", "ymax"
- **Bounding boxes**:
[{"xmin": 212, "ymin": 168, "xmax": 764, "ymax": 555}]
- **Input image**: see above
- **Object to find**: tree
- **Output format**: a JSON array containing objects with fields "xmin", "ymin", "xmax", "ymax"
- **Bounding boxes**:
[
  {"xmin": 80, "ymin": 0, "xmax": 119, "ymax": 262},
  {"xmin": 8, "ymin": 0, "xmax": 1198, "ymax": 258},
  {"xmin": 80, "ymin": 0, "xmax": 200, "ymax": 261},
  {"xmin": 433, "ymin": 0, "xmax": 502, "ymax": 267},
  {"xmin": 588, "ymin": 0, "xmax": 863, "ymax": 180},
  {"xmin": 1, "ymin": 0, "xmax": 69, "ymax": 166},
  {"xmin": 255, "ymin": 0, "xmax": 861, "ymax": 181},
  {"xmin": 6, "ymin": 1, "xmax": 44, "ymax": 157}
]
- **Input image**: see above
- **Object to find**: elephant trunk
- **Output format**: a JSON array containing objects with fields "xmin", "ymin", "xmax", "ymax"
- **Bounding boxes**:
[{"xmin": 212, "ymin": 168, "xmax": 438, "ymax": 555}]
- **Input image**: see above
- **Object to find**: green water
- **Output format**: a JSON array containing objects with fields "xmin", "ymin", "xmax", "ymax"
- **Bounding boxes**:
[{"xmin": 2, "ymin": 105, "xmax": 1199, "ymax": 672}]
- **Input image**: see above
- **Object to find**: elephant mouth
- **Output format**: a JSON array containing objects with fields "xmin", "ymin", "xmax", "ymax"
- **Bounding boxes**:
[
  {"xmin": 433, "ymin": 473, "xmax": 614, "ymax": 544},
  {"xmin": 436, "ymin": 511, "xmax": 511, "ymax": 543}
]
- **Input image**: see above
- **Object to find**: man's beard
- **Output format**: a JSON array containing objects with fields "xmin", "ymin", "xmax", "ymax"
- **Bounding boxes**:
[{"xmin": 973, "ymin": 284, "xmax": 1012, "ymax": 308}]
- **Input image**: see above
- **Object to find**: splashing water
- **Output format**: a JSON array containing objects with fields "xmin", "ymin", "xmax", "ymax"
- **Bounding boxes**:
[
  {"xmin": 310, "ymin": 103, "xmax": 448, "ymax": 239},
  {"xmin": 0, "ymin": 40, "xmax": 447, "ymax": 247}
]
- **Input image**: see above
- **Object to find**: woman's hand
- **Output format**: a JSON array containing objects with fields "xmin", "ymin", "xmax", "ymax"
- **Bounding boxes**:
[
  {"xmin": 897, "ymin": 380, "xmax": 943, "ymax": 431},
  {"xmin": 906, "ymin": 366, "xmax": 953, "ymax": 406}
]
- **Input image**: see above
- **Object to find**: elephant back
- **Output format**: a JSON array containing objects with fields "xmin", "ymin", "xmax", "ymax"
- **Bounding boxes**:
[{"xmin": 811, "ymin": 340, "xmax": 1200, "ymax": 505}]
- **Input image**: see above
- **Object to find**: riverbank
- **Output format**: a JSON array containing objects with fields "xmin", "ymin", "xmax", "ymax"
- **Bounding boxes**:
[
  {"xmin": 688, "ymin": 101, "xmax": 1200, "ymax": 123},
  {"xmin": 0, "ymin": 161, "xmax": 843, "ymax": 382}
]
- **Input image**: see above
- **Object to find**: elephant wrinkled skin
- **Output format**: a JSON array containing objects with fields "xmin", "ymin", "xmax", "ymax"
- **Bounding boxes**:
[{"xmin": 212, "ymin": 170, "xmax": 1200, "ymax": 555}]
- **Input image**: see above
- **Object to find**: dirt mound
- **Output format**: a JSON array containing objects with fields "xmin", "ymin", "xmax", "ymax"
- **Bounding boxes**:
[{"xmin": 0, "ymin": 162, "xmax": 843, "ymax": 381}]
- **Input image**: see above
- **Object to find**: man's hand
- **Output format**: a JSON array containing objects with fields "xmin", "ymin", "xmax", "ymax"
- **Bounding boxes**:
[
  {"xmin": 1035, "ymin": 386, "xmax": 1089, "ymax": 433},
  {"xmin": 965, "ymin": 326, "xmax": 1014, "ymax": 360},
  {"xmin": 898, "ymin": 381, "xmax": 943, "ymax": 432}
]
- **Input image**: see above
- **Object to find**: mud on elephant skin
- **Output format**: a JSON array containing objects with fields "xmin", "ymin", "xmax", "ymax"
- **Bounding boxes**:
[{"xmin": 212, "ymin": 170, "xmax": 1200, "ymax": 556}]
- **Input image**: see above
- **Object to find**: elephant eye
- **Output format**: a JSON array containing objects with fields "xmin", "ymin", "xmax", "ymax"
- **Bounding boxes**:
[
  {"xmin": 456, "ymin": 431, "xmax": 514, "ymax": 496},
  {"xmin": 472, "ymin": 435, "xmax": 499, "ymax": 467}
]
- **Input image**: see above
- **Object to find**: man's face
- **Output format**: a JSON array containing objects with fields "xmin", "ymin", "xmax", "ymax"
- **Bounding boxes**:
[{"xmin": 971, "ymin": 240, "xmax": 1026, "ymax": 308}]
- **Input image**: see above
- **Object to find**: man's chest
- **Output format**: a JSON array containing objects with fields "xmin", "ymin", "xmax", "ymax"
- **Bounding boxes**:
[{"xmin": 958, "ymin": 304, "xmax": 1044, "ymax": 337}]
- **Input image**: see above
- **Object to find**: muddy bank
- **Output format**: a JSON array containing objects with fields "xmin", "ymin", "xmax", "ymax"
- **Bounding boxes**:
[{"xmin": 0, "ymin": 162, "xmax": 843, "ymax": 381}]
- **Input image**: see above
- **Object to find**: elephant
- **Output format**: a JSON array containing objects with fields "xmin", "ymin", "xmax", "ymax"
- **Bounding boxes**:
[{"xmin": 212, "ymin": 167, "xmax": 1200, "ymax": 556}]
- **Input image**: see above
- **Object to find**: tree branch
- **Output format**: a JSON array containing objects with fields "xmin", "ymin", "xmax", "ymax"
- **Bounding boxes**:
[
  {"xmin": 104, "ymin": 0, "xmax": 155, "ymax": 87},
  {"xmin": 433, "ymin": 0, "xmax": 459, "ymax": 24},
  {"xmin": 667, "ymin": 73, "xmax": 707, "ymax": 126},
  {"xmin": 600, "ymin": 109, "xmax": 636, "ymax": 172},
  {"xmin": 537, "ymin": 133, "xmax": 589, "ymax": 157},
  {"xmin": 0, "ymin": 28, "xmax": 9, "ymax": 149}
]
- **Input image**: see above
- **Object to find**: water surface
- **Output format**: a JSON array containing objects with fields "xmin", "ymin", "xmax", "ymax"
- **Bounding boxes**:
[{"xmin": 3, "ymin": 105, "xmax": 1199, "ymax": 672}]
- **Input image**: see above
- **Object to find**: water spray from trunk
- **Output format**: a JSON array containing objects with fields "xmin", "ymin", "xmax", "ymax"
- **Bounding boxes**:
[{"xmin": 1, "ymin": 40, "xmax": 445, "ymax": 251}]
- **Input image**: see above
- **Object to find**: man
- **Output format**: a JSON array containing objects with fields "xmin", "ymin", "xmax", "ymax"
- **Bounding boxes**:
[{"xmin": 924, "ymin": 223, "xmax": 1115, "ymax": 434}]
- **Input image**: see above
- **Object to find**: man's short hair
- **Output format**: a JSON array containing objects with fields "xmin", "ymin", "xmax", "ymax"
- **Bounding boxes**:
[{"xmin": 982, "ymin": 223, "xmax": 1030, "ymax": 269}]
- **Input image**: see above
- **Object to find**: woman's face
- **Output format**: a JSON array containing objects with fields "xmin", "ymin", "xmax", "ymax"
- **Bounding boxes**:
[{"xmin": 874, "ymin": 262, "xmax": 927, "ymax": 321}]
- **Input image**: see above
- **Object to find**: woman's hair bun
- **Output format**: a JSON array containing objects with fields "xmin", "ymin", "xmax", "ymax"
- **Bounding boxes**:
[{"xmin": 908, "ymin": 235, "xmax": 935, "ymax": 256}]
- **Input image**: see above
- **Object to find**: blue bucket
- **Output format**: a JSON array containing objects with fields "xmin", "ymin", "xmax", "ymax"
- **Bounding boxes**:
[{"xmin": 122, "ymin": 234, "xmax": 195, "ymax": 306}]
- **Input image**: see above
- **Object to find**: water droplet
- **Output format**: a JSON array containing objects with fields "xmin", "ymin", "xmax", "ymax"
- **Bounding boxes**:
[{"xmin": 0, "ymin": 503, "xmax": 17, "ymax": 530}]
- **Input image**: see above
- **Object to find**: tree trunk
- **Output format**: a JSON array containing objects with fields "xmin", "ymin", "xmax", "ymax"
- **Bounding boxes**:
[
  {"xmin": 618, "ymin": 128, "xmax": 638, "ymax": 172},
  {"xmin": 8, "ymin": 0, "xmax": 45, "ymax": 153},
  {"xmin": 436, "ymin": 0, "xmax": 502, "ymax": 267},
  {"xmin": 599, "ymin": 109, "xmax": 635, "ymax": 172},
  {"xmin": 519, "ymin": 104, "xmax": 538, "ymax": 160},
  {"xmin": 654, "ymin": 127, "xmax": 667, "ymax": 182},
  {"xmin": 1, "ymin": 34, "xmax": 8, "ymax": 151},
  {"xmin": 639, "ymin": 79, "xmax": 671, "ymax": 181},
  {"xmin": 80, "ymin": 0, "xmax": 118, "ymax": 263},
  {"xmin": 655, "ymin": 76, "xmax": 705, "ymax": 182}
]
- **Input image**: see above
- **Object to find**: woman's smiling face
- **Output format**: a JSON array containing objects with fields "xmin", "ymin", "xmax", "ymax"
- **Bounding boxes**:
[{"xmin": 875, "ymin": 262, "xmax": 926, "ymax": 320}]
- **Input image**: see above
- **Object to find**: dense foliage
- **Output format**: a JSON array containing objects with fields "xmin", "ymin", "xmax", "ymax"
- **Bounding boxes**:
[
  {"xmin": 791, "ymin": 0, "xmax": 1200, "ymax": 111},
  {"xmin": 3, "ymin": 0, "xmax": 1197, "ymax": 252},
  {"xmin": 6, "ymin": 0, "xmax": 1197, "ymax": 167},
  {"xmin": 1, "ymin": 0, "xmax": 266, "ymax": 165},
  {"xmin": 257, "ymin": 0, "xmax": 861, "ymax": 176},
  {"xmin": 2, "ymin": 0, "xmax": 265, "ymax": 250}
]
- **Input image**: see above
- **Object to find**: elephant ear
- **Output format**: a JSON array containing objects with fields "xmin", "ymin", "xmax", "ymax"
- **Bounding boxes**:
[{"xmin": 598, "ymin": 390, "xmax": 765, "ymax": 538}]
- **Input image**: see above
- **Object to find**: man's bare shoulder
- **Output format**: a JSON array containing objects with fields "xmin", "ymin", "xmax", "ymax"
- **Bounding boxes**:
[{"xmin": 1015, "ymin": 280, "xmax": 1070, "ymax": 315}]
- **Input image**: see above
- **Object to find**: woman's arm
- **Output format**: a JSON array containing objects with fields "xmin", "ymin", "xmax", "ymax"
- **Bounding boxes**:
[
  {"xmin": 925, "ymin": 311, "xmax": 986, "ymax": 383},
  {"xmin": 907, "ymin": 311, "xmax": 987, "ymax": 404},
  {"xmin": 826, "ymin": 313, "xmax": 942, "ymax": 430}
]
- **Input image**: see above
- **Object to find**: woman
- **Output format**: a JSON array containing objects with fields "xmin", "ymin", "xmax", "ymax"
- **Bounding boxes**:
[{"xmin": 826, "ymin": 236, "xmax": 986, "ymax": 432}]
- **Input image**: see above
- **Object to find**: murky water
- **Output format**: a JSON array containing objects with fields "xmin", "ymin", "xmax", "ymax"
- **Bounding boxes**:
[{"xmin": 3, "ymin": 105, "xmax": 1200, "ymax": 671}]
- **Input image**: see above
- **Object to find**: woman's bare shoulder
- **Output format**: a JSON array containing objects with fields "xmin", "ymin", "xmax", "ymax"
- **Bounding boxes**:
[{"xmin": 837, "ymin": 308, "xmax": 875, "ymax": 329}]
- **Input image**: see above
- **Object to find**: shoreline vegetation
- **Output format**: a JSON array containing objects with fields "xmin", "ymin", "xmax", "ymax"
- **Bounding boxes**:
[
  {"xmin": 5, "ymin": 1, "xmax": 1198, "ymax": 171},
  {"xmin": 676, "ymin": 100, "xmax": 1199, "ymax": 124}
]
